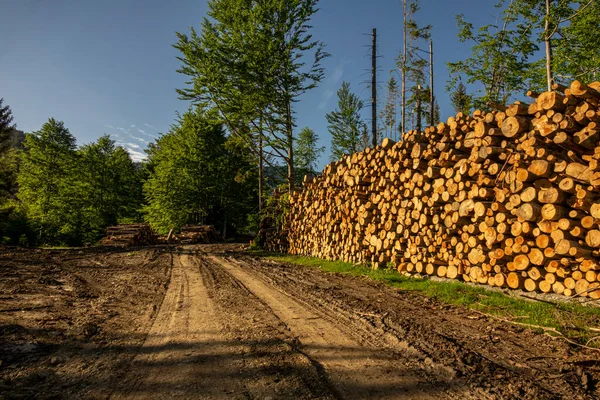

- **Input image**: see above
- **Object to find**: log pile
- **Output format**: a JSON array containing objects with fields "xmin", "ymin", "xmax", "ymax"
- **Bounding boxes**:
[
  {"xmin": 175, "ymin": 225, "xmax": 222, "ymax": 244},
  {"xmin": 275, "ymin": 80, "xmax": 600, "ymax": 299},
  {"xmin": 100, "ymin": 224, "xmax": 157, "ymax": 247}
]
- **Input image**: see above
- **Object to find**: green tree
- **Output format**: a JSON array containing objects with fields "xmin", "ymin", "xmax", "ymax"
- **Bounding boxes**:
[
  {"xmin": 450, "ymin": 81, "xmax": 472, "ymax": 115},
  {"xmin": 447, "ymin": 1, "xmax": 539, "ymax": 109},
  {"xmin": 295, "ymin": 127, "xmax": 324, "ymax": 177},
  {"xmin": 397, "ymin": 0, "xmax": 432, "ymax": 132},
  {"xmin": 78, "ymin": 135, "xmax": 143, "ymax": 241},
  {"xmin": 144, "ymin": 108, "xmax": 256, "ymax": 236},
  {"xmin": 448, "ymin": 0, "xmax": 598, "ymax": 108},
  {"xmin": 0, "ymin": 98, "xmax": 15, "ymax": 153},
  {"xmin": 0, "ymin": 99, "xmax": 18, "ymax": 200},
  {"xmin": 327, "ymin": 81, "xmax": 365, "ymax": 161},
  {"xmin": 174, "ymin": 0, "xmax": 327, "ymax": 192},
  {"xmin": 381, "ymin": 76, "xmax": 399, "ymax": 140},
  {"xmin": 17, "ymin": 118, "xmax": 83, "ymax": 244}
]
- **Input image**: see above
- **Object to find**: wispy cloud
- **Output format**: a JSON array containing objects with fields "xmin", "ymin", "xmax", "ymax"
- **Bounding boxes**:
[
  {"xmin": 125, "ymin": 142, "xmax": 142, "ymax": 149},
  {"xmin": 137, "ymin": 128, "xmax": 157, "ymax": 139},
  {"xmin": 318, "ymin": 60, "xmax": 348, "ymax": 110},
  {"xmin": 103, "ymin": 123, "xmax": 156, "ymax": 162},
  {"xmin": 144, "ymin": 123, "xmax": 155, "ymax": 129},
  {"xmin": 125, "ymin": 148, "xmax": 147, "ymax": 162},
  {"xmin": 129, "ymin": 135, "xmax": 148, "ymax": 143},
  {"xmin": 318, "ymin": 90, "xmax": 335, "ymax": 110}
]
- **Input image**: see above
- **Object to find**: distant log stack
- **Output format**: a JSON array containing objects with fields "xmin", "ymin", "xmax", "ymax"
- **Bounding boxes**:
[
  {"xmin": 176, "ymin": 225, "xmax": 222, "ymax": 244},
  {"xmin": 268, "ymin": 80, "xmax": 600, "ymax": 299},
  {"xmin": 100, "ymin": 224, "xmax": 157, "ymax": 247}
]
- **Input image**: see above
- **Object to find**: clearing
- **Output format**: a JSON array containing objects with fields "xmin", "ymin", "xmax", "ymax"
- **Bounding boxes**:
[{"xmin": 1, "ymin": 244, "xmax": 599, "ymax": 399}]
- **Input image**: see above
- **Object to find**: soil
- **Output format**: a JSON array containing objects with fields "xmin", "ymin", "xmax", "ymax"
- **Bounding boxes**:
[{"xmin": 1, "ymin": 244, "xmax": 600, "ymax": 399}]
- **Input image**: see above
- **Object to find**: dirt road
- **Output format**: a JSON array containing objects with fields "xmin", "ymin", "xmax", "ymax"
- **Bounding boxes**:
[{"xmin": 2, "ymin": 244, "xmax": 600, "ymax": 399}]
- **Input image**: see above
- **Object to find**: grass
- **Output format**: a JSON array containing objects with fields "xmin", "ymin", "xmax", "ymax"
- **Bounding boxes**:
[{"xmin": 256, "ymin": 252, "xmax": 600, "ymax": 347}]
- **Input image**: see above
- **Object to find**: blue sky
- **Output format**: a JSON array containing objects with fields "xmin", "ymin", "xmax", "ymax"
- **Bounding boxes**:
[{"xmin": 1, "ymin": 0, "xmax": 499, "ymax": 167}]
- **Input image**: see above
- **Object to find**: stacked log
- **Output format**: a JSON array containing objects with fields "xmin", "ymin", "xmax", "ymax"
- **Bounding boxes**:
[
  {"xmin": 100, "ymin": 224, "xmax": 157, "ymax": 247},
  {"xmin": 274, "ymin": 80, "xmax": 600, "ymax": 299},
  {"xmin": 176, "ymin": 225, "xmax": 222, "ymax": 244}
]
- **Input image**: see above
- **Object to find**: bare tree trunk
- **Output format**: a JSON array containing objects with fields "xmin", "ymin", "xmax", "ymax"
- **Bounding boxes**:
[
  {"xmin": 286, "ymin": 101, "xmax": 295, "ymax": 192},
  {"xmin": 258, "ymin": 125, "xmax": 264, "ymax": 214},
  {"xmin": 401, "ymin": 0, "xmax": 407, "ymax": 135},
  {"xmin": 416, "ymin": 84, "xmax": 422, "ymax": 133},
  {"xmin": 371, "ymin": 28, "xmax": 377, "ymax": 147},
  {"xmin": 429, "ymin": 39, "xmax": 434, "ymax": 126},
  {"xmin": 545, "ymin": 0, "xmax": 553, "ymax": 91}
]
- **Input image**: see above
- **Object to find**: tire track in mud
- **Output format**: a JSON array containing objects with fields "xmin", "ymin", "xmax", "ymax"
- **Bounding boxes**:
[
  {"xmin": 111, "ymin": 253, "xmax": 231, "ymax": 399},
  {"xmin": 112, "ymin": 250, "xmax": 337, "ymax": 399},
  {"xmin": 207, "ymin": 254, "xmax": 470, "ymax": 400},
  {"xmin": 231, "ymin": 252, "xmax": 599, "ymax": 400}
]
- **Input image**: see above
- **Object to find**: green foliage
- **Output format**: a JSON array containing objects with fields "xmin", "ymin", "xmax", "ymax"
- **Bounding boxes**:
[
  {"xmin": 174, "ymin": 0, "xmax": 328, "ymax": 190},
  {"xmin": 294, "ymin": 127, "xmax": 324, "ymax": 177},
  {"xmin": 450, "ymin": 81, "xmax": 472, "ymax": 115},
  {"xmin": 327, "ymin": 81, "xmax": 365, "ymax": 161},
  {"xmin": 0, "ymin": 200, "xmax": 32, "ymax": 246},
  {"xmin": 448, "ymin": 0, "xmax": 600, "ymax": 108},
  {"xmin": 0, "ymin": 98, "xmax": 17, "ymax": 201},
  {"xmin": 143, "ymin": 107, "xmax": 256, "ymax": 236},
  {"xmin": 541, "ymin": 0, "xmax": 600, "ymax": 85},
  {"xmin": 17, "ymin": 118, "xmax": 84, "ymax": 245},
  {"xmin": 0, "ymin": 98, "xmax": 15, "ymax": 151},
  {"xmin": 78, "ymin": 135, "xmax": 144, "ymax": 243},
  {"xmin": 396, "ymin": 0, "xmax": 432, "ymax": 132},
  {"xmin": 269, "ymin": 254, "xmax": 600, "ymax": 346},
  {"xmin": 381, "ymin": 76, "xmax": 399, "ymax": 140}
]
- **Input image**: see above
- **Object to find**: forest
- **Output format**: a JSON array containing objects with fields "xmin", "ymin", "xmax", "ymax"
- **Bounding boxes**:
[{"xmin": 0, "ymin": 0, "xmax": 599, "ymax": 247}]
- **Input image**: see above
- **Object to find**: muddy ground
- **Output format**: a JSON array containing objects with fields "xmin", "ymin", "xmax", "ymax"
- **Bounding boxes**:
[{"xmin": 1, "ymin": 244, "xmax": 600, "ymax": 399}]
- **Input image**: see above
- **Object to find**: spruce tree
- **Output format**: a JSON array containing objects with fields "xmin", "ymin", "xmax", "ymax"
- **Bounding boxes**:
[
  {"xmin": 327, "ymin": 82, "xmax": 365, "ymax": 161},
  {"xmin": 17, "ymin": 118, "xmax": 83, "ymax": 244},
  {"xmin": 295, "ymin": 127, "xmax": 324, "ymax": 177}
]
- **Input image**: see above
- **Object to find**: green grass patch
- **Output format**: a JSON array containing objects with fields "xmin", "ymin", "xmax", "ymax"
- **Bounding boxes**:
[{"xmin": 264, "ymin": 253, "xmax": 600, "ymax": 347}]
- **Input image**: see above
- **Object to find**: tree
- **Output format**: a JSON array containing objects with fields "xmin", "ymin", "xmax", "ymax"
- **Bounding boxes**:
[
  {"xmin": 0, "ymin": 99, "xmax": 18, "ymax": 200},
  {"xmin": 327, "ymin": 82, "xmax": 365, "ymax": 161},
  {"xmin": 174, "ymin": 0, "xmax": 328, "ymax": 192},
  {"xmin": 397, "ymin": 0, "xmax": 432, "ymax": 133},
  {"xmin": 448, "ymin": 0, "xmax": 599, "ymax": 108},
  {"xmin": 447, "ymin": 1, "xmax": 539, "ymax": 109},
  {"xmin": 535, "ymin": 0, "xmax": 599, "ymax": 89},
  {"xmin": 17, "ymin": 118, "xmax": 83, "ymax": 244},
  {"xmin": 295, "ymin": 127, "xmax": 324, "ymax": 177},
  {"xmin": 381, "ymin": 76, "xmax": 399, "ymax": 140},
  {"xmin": 450, "ymin": 81, "xmax": 472, "ymax": 115},
  {"xmin": 0, "ymin": 98, "xmax": 15, "ymax": 153},
  {"xmin": 144, "ymin": 108, "xmax": 256, "ymax": 236},
  {"xmin": 78, "ymin": 135, "xmax": 143, "ymax": 241}
]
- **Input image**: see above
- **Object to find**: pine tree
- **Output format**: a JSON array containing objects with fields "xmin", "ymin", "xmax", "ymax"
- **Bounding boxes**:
[
  {"xmin": 450, "ymin": 82, "xmax": 472, "ymax": 115},
  {"xmin": 327, "ymin": 82, "xmax": 365, "ymax": 161},
  {"xmin": 295, "ymin": 127, "xmax": 324, "ymax": 177},
  {"xmin": 381, "ymin": 76, "xmax": 399, "ymax": 140}
]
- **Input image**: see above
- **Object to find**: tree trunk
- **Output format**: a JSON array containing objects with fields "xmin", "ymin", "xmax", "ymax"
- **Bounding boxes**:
[
  {"xmin": 372, "ymin": 28, "xmax": 377, "ymax": 147},
  {"xmin": 429, "ymin": 39, "xmax": 434, "ymax": 127},
  {"xmin": 545, "ymin": 0, "xmax": 553, "ymax": 91},
  {"xmin": 258, "ymin": 126, "xmax": 264, "ymax": 214},
  {"xmin": 401, "ymin": 0, "xmax": 407, "ymax": 136},
  {"xmin": 286, "ymin": 101, "xmax": 295, "ymax": 192}
]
